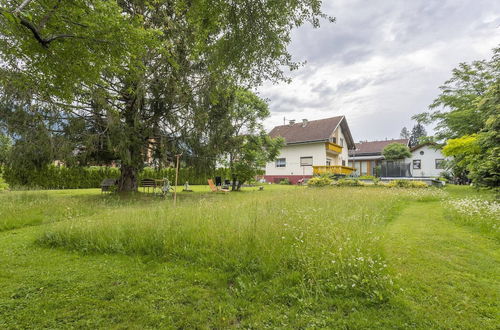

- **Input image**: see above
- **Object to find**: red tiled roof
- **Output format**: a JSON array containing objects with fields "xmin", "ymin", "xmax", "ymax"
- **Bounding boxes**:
[
  {"xmin": 269, "ymin": 116, "xmax": 343, "ymax": 144},
  {"xmin": 352, "ymin": 139, "xmax": 409, "ymax": 154}
]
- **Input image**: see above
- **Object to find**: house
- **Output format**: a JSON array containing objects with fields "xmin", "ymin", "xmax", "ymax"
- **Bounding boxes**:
[
  {"xmin": 264, "ymin": 116, "xmax": 356, "ymax": 184},
  {"xmin": 349, "ymin": 139, "xmax": 409, "ymax": 176},
  {"xmin": 349, "ymin": 139, "xmax": 449, "ymax": 178},
  {"xmin": 406, "ymin": 143, "xmax": 449, "ymax": 178}
]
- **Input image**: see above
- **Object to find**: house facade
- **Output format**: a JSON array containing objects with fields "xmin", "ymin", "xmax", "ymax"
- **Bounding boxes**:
[
  {"xmin": 349, "ymin": 139, "xmax": 409, "ymax": 176},
  {"xmin": 407, "ymin": 143, "xmax": 448, "ymax": 178},
  {"xmin": 264, "ymin": 116, "xmax": 356, "ymax": 184},
  {"xmin": 349, "ymin": 140, "xmax": 449, "ymax": 178}
]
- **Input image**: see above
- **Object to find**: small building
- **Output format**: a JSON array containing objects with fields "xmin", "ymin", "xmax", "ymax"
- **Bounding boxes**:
[
  {"xmin": 349, "ymin": 139, "xmax": 409, "ymax": 176},
  {"xmin": 407, "ymin": 143, "xmax": 448, "ymax": 178},
  {"xmin": 264, "ymin": 116, "xmax": 356, "ymax": 184},
  {"xmin": 349, "ymin": 140, "xmax": 449, "ymax": 178}
]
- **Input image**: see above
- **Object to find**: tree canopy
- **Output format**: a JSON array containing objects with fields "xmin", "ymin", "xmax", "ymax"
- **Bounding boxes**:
[
  {"xmin": 0, "ymin": 0, "xmax": 330, "ymax": 191},
  {"xmin": 382, "ymin": 143, "xmax": 411, "ymax": 161},
  {"xmin": 415, "ymin": 47, "xmax": 499, "ymax": 188}
]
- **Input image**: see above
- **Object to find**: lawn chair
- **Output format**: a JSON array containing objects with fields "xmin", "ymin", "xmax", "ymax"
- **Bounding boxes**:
[{"xmin": 208, "ymin": 179, "xmax": 229, "ymax": 193}]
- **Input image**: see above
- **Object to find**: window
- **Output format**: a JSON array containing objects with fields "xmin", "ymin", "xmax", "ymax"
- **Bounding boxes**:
[
  {"xmin": 276, "ymin": 158, "xmax": 286, "ymax": 168},
  {"xmin": 326, "ymin": 159, "xmax": 331, "ymax": 166},
  {"xmin": 435, "ymin": 159, "xmax": 446, "ymax": 169},
  {"xmin": 342, "ymin": 160, "xmax": 346, "ymax": 166},
  {"xmin": 340, "ymin": 138, "xmax": 344, "ymax": 147},
  {"xmin": 300, "ymin": 156, "xmax": 313, "ymax": 166},
  {"xmin": 413, "ymin": 159, "xmax": 421, "ymax": 169},
  {"xmin": 420, "ymin": 151, "xmax": 424, "ymax": 155},
  {"xmin": 361, "ymin": 161, "xmax": 367, "ymax": 174},
  {"xmin": 329, "ymin": 137, "xmax": 337, "ymax": 144}
]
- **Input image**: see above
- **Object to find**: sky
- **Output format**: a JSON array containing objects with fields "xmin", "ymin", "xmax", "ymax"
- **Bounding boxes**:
[{"xmin": 258, "ymin": 0, "xmax": 500, "ymax": 142}]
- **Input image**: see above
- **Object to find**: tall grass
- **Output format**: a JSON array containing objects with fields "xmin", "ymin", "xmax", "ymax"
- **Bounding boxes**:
[
  {"xmin": 445, "ymin": 198, "xmax": 500, "ymax": 240},
  {"xmin": 37, "ymin": 187, "xmax": 441, "ymax": 301},
  {"xmin": 0, "ymin": 190, "xmax": 148, "ymax": 231}
]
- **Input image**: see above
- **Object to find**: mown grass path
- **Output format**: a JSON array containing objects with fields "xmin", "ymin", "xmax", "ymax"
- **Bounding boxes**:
[{"xmin": 384, "ymin": 200, "xmax": 500, "ymax": 329}]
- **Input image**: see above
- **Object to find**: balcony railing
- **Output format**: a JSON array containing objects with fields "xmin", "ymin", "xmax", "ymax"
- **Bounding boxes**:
[
  {"xmin": 313, "ymin": 165, "xmax": 356, "ymax": 176},
  {"xmin": 325, "ymin": 142, "xmax": 342, "ymax": 153}
]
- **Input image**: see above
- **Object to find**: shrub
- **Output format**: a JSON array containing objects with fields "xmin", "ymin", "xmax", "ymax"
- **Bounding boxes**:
[
  {"xmin": 385, "ymin": 180, "xmax": 428, "ymax": 188},
  {"xmin": 336, "ymin": 179, "xmax": 365, "ymax": 187},
  {"xmin": 0, "ymin": 176, "xmax": 9, "ymax": 191},
  {"xmin": 358, "ymin": 175, "xmax": 376, "ymax": 180},
  {"xmin": 307, "ymin": 176, "xmax": 333, "ymax": 187},
  {"xmin": 279, "ymin": 178, "xmax": 291, "ymax": 185},
  {"xmin": 3, "ymin": 165, "xmax": 231, "ymax": 189}
]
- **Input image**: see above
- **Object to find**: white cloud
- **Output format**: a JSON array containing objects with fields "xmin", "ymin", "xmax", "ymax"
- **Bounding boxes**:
[{"xmin": 259, "ymin": 0, "xmax": 500, "ymax": 141}]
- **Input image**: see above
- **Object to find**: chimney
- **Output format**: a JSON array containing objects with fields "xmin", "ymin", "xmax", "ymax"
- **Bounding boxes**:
[
  {"xmin": 289, "ymin": 119, "xmax": 296, "ymax": 126},
  {"xmin": 301, "ymin": 119, "xmax": 308, "ymax": 127}
]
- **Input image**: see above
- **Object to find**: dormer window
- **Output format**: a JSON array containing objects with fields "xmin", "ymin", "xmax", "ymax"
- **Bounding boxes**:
[{"xmin": 330, "ymin": 137, "xmax": 336, "ymax": 144}]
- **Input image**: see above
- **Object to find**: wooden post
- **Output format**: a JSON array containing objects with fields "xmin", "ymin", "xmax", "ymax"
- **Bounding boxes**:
[{"xmin": 174, "ymin": 154, "xmax": 182, "ymax": 207}]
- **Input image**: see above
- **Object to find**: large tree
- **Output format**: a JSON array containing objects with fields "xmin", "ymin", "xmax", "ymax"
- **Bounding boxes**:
[
  {"xmin": 414, "ymin": 47, "xmax": 499, "ymax": 188},
  {"xmin": 408, "ymin": 122, "xmax": 427, "ymax": 147},
  {"xmin": 217, "ymin": 89, "xmax": 284, "ymax": 190},
  {"xmin": 0, "ymin": 0, "xmax": 330, "ymax": 191}
]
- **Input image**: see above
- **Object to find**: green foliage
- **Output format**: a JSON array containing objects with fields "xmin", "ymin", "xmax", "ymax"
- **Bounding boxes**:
[
  {"xmin": 400, "ymin": 126, "xmax": 410, "ymax": 139},
  {"xmin": 0, "ymin": 133, "xmax": 11, "ymax": 165},
  {"xmin": 382, "ymin": 143, "xmax": 412, "ymax": 160},
  {"xmin": 278, "ymin": 178, "xmax": 291, "ymax": 185},
  {"xmin": 408, "ymin": 122, "xmax": 427, "ymax": 147},
  {"xmin": 336, "ymin": 179, "xmax": 365, "ymax": 187},
  {"xmin": 0, "ymin": 0, "xmax": 328, "ymax": 192},
  {"xmin": 414, "ymin": 47, "xmax": 499, "ymax": 140},
  {"xmin": 2, "ymin": 165, "xmax": 231, "ymax": 189},
  {"xmin": 384, "ymin": 180, "xmax": 429, "ymax": 188},
  {"xmin": 358, "ymin": 175, "xmax": 376, "ymax": 180},
  {"xmin": 221, "ymin": 90, "xmax": 284, "ymax": 190},
  {"xmin": 0, "ymin": 175, "xmax": 8, "ymax": 191},
  {"xmin": 307, "ymin": 176, "xmax": 333, "ymax": 187},
  {"xmin": 414, "ymin": 48, "xmax": 499, "ymax": 188}
]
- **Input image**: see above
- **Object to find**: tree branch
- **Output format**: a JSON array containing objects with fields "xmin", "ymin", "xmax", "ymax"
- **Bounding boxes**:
[{"xmin": 13, "ymin": 0, "xmax": 34, "ymax": 14}]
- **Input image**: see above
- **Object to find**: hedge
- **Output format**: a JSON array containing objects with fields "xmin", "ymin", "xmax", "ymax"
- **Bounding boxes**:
[{"xmin": 2, "ymin": 166, "xmax": 231, "ymax": 189}]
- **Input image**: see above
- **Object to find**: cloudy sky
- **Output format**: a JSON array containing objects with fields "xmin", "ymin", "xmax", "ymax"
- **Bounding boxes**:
[{"xmin": 258, "ymin": 0, "xmax": 500, "ymax": 141}]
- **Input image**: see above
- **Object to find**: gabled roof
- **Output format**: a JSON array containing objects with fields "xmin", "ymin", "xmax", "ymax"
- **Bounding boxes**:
[
  {"xmin": 410, "ymin": 142, "xmax": 439, "ymax": 152},
  {"xmin": 268, "ymin": 116, "xmax": 355, "ymax": 149},
  {"xmin": 350, "ymin": 139, "xmax": 409, "ymax": 156}
]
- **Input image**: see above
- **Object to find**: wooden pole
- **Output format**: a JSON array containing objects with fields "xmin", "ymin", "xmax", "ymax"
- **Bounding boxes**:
[{"xmin": 174, "ymin": 154, "xmax": 182, "ymax": 207}]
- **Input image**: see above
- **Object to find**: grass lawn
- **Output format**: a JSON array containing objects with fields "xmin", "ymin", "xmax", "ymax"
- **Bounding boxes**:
[{"xmin": 0, "ymin": 184, "xmax": 498, "ymax": 328}]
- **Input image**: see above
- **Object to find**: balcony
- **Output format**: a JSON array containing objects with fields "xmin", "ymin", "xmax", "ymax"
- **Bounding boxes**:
[
  {"xmin": 325, "ymin": 142, "xmax": 342, "ymax": 153},
  {"xmin": 313, "ymin": 165, "xmax": 356, "ymax": 176}
]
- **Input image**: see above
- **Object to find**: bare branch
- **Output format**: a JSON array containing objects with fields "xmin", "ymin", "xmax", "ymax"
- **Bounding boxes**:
[{"xmin": 13, "ymin": 0, "xmax": 34, "ymax": 14}]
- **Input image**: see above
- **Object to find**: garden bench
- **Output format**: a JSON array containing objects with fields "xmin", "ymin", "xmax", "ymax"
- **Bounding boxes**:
[
  {"xmin": 100, "ymin": 178, "xmax": 117, "ymax": 193},
  {"xmin": 140, "ymin": 178, "xmax": 156, "ymax": 193}
]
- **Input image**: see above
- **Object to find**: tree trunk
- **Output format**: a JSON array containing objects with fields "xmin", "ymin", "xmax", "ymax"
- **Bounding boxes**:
[
  {"xmin": 231, "ymin": 175, "xmax": 237, "ymax": 191},
  {"xmin": 118, "ymin": 164, "xmax": 138, "ymax": 192}
]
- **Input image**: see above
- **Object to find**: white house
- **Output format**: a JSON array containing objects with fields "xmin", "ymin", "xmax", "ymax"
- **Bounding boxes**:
[
  {"xmin": 264, "ymin": 116, "xmax": 356, "ymax": 184},
  {"xmin": 407, "ymin": 143, "xmax": 449, "ymax": 178}
]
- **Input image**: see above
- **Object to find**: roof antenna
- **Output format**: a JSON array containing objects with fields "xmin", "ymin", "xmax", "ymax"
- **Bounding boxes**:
[{"xmin": 283, "ymin": 116, "xmax": 286, "ymax": 125}]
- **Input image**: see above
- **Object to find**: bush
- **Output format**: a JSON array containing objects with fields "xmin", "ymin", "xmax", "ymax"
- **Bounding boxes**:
[
  {"xmin": 3, "ymin": 165, "xmax": 231, "ymax": 189},
  {"xmin": 336, "ymin": 179, "xmax": 365, "ymax": 187},
  {"xmin": 0, "ymin": 176, "xmax": 9, "ymax": 191},
  {"xmin": 279, "ymin": 178, "xmax": 291, "ymax": 185},
  {"xmin": 385, "ymin": 180, "xmax": 428, "ymax": 188},
  {"xmin": 358, "ymin": 175, "xmax": 376, "ymax": 180},
  {"xmin": 307, "ymin": 176, "xmax": 333, "ymax": 187}
]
